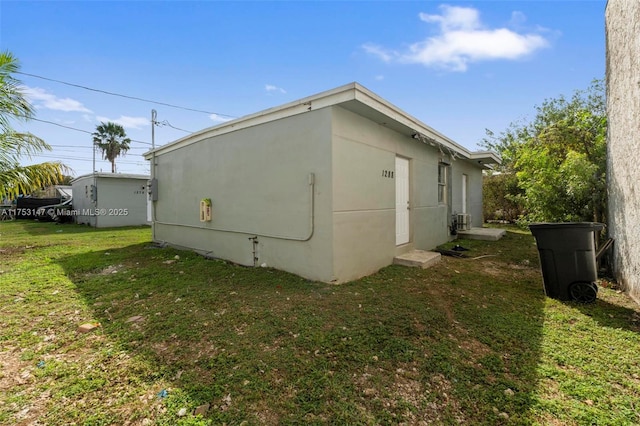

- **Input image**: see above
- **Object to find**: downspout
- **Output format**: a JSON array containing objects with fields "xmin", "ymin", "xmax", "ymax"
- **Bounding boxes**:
[{"xmin": 295, "ymin": 172, "xmax": 316, "ymax": 242}]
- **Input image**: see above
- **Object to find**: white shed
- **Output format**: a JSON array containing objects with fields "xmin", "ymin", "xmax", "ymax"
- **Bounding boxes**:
[{"xmin": 71, "ymin": 173, "xmax": 150, "ymax": 228}]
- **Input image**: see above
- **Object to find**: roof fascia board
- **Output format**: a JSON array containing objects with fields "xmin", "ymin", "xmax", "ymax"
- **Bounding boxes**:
[
  {"xmin": 469, "ymin": 151, "xmax": 502, "ymax": 164},
  {"xmin": 143, "ymin": 82, "xmax": 500, "ymax": 165},
  {"xmin": 144, "ymin": 83, "xmax": 358, "ymax": 158},
  {"xmin": 352, "ymin": 84, "xmax": 476, "ymax": 159},
  {"xmin": 71, "ymin": 173, "xmax": 150, "ymax": 183}
]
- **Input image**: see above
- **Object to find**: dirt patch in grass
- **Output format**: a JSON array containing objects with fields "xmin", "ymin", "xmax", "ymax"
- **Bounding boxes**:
[
  {"xmin": 0, "ymin": 348, "xmax": 30, "ymax": 391},
  {"xmin": 98, "ymin": 264, "xmax": 125, "ymax": 275},
  {"xmin": 482, "ymin": 259, "xmax": 536, "ymax": 277},
  {"xmin": 0, "ymin": 348, "xmax": 48, "ymax": 425},
  {"xmin": 0, "ymin": 244, "xmax": 52, "ymax": 256},
  {"xmin": 458, "ymin": 337, "xmax": 494, "ymax": 360},
  {"xmin": 0, "ymin": 246, "xmax": 24, "ymax": 256},
  {"xmin": 423, "ymin": 373, "xmax": 466, "ymax": 424}
]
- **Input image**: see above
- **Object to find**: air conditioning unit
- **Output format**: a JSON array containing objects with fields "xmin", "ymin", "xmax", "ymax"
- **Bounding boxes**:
[{"xmin": 457, "ymin": 214, "xmax": 472, "ymax": 231}]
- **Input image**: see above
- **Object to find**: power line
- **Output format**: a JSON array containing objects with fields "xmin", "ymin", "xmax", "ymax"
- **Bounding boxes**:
[
  {"xmin": 48, "ymin": 144, "xmax": 147, "ymax": 150},
  {"xmin": 36, "ymin": 153, "xmax": 148, "ymax": 165},
  {"xmin": 155, "ymin": 119, "xmax": 192, "ymax": 133},
  {"xmin": 17, "ymin": 71, "xmax": 236, "ymax": 118},
  {"xmin": 50, "ymin": 148, "xmax": 146, "ymax": 154},
  {"xmin": 16, "ymin": 116, "xmax": 153, "ymax": 146},
  {"xmin": 28, "ymin": 117, "xmax": 92, "ymax": 135},
  {"xmin": 38, "ymin": 153, "xmax": 146, "ymax": 163}
]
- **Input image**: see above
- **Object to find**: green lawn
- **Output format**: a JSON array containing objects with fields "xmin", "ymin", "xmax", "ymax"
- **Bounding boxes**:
[{"xmin": 1, "ymin": 221, "xmax": 639, "ymax": 425}]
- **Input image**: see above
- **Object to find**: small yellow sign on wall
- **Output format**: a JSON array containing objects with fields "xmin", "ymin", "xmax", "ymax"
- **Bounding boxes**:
[{"xmin": 200, "ymin": 198, "xmax": 212, "ymax": 222}]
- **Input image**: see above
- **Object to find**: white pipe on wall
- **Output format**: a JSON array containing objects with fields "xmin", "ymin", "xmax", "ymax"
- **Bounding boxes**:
[{"xmin": 153, "ymin": 172, "xmax": 316, "ymax": 242}]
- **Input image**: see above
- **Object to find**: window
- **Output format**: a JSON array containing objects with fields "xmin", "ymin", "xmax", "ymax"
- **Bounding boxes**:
[{"xmin": 438, "ymin": 163, "xmax": 448, "ymax": 204}]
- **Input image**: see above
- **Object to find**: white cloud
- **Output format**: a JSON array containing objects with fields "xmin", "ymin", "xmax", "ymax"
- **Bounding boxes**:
[
  {"xmin": 265, "ymin": 84, "xmax": 286, "ymax": 94},
  {"xmin": 363, "ymin": 44, "xmax": 394, "ymax": 62},
  {"xmin": 364, "ymin": 5, "xmax": 549, "ymax": 72},
  {"xmin": 509, "ymin": 11, "xmax": 527, "ymax": 28},
  {"xmin": 96, "ymin": 115, "xmax": 149, "ymax": 130},
  {"xmin": 23, "ymin": 86, "xmax": 92, "ymax": 113},
  {"xmin": 375, "ymin": 75, "xmax": 385, "ymax": 81},
  {"xmin": 419, "ymin": 6, "xmax": 481, "ymax": 31},
  {"xmin": 210, "ymin": 113, "xmax": 232, "ymax": 123}
]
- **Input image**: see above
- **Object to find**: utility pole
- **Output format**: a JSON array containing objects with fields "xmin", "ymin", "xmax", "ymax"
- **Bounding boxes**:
[
  {"xmin": 151, "ymin": 109, "xmax": 156, "ymax": 149},
  {"xmin": 91, "ymin": 126, "xmax": 98, "ymax": 227},
  {"xmin": 92, "ymin": 134, "xmax": 96, "ymax": 173},
  {"xmin": 150, "ymin": 109, "xmax": 157, "ymax": 240}
]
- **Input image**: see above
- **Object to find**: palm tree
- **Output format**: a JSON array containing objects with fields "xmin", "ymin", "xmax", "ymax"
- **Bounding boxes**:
[
  {"xmin": 0, "ymin": 51, "xmax": 68, "ymax": 200},
  {"xmin": 92, "ymin": 122, "xmax": 131, "ymax": 173}
]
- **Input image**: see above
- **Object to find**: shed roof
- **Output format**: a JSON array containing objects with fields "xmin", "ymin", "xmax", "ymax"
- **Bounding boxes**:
[
  {"xmin": 143, "ymin": 82, "xmax": 500, "ymax": 167},
  {"xmin": 71, "ymin": 173, "xmax": 150, "ymax": 183}
]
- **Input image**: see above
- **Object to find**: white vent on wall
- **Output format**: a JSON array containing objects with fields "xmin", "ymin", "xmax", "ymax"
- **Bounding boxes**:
[{"xmin": 457, "ymin": 214, "xmax": 472, "ymax": 231}]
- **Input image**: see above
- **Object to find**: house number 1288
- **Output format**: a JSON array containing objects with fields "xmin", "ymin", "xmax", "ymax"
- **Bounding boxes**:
[{"xmin": 382, "ymin": 170, "xmax": 394, "ymax": 178}]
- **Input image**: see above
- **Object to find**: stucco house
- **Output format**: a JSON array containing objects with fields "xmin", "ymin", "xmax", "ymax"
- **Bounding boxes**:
[
  {"xmin": 144, "ymin": 83, "xmax": 500, "ymax": 283},
  {"xmin": 605, "ymin": 1, "xmax": 640, "ymax": 301},
  {"xmin": 71, "ymin": 173, "xmax": 150, "ymax": 228}
]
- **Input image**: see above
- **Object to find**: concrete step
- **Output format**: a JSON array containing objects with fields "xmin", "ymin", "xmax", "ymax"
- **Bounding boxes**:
[
  {"xmin": 457, "ymin": 227, "xmax": 506, "ymax": 241},
  {"xmin": 393, "ymin": 250, "xmax": 441, "ymax": 269}
]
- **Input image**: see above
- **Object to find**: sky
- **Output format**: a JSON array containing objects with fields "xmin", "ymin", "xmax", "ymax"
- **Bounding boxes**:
[{"xmin": 1, "ymin": 0, "xmax": 606, "ymax": 177}]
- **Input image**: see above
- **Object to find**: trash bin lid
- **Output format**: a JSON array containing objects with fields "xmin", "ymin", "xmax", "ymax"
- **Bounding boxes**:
[{"xmin": 529, "ymin": 222, "xmax": 605, "ymax": 231}]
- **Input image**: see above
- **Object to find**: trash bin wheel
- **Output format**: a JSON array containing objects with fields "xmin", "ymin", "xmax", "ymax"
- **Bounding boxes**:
[{"xmin": 569, "ymin": 281, "xmax": 598, "ymax": 303}]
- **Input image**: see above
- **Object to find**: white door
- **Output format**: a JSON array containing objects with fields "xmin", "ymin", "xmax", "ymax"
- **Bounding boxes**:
[
  {"xmin": 395, "ymin": 156, "xmax": 410, "ymax": 245},
  {"xmin": 462, "ymin": 174, "xmax": 468, "ymax": 214}
]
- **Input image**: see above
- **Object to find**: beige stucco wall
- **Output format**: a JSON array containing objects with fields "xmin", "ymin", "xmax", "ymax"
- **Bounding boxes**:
[
  {"xmin": 152, "ymin": 108, "xmax": 335, "ymax": 282},
  {"xmin": 71, "ymin": 175, "xmax": 149, "ymax": 227},
  {"xmin": 606, "ymin": 0, "xmax": 640, "ymax": 300},
  {"xmin": 450, "ymin": 160, "xmax": 484, "ymax": 227},
  {"xmin": 95, "ymin": 177, "xmax": 149, "ymax": 227},
  {"xmin": 330, "ymin": 106, "xmax": 455, "ymax": 282}
]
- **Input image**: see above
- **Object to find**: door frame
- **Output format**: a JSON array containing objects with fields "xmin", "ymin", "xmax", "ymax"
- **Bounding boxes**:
[
  {"xmin": 395, "ymin": 156, "xmax": 410, "ymax": 246},
  {"xmin": 462, "ymin": 173, "xmax": 468, "ymax": 214}
]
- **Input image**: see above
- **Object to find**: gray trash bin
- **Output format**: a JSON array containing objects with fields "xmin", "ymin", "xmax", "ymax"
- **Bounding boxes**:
[{"xmin": 529, "ymin": 222, "xmax": 605, "ymax": 302}]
